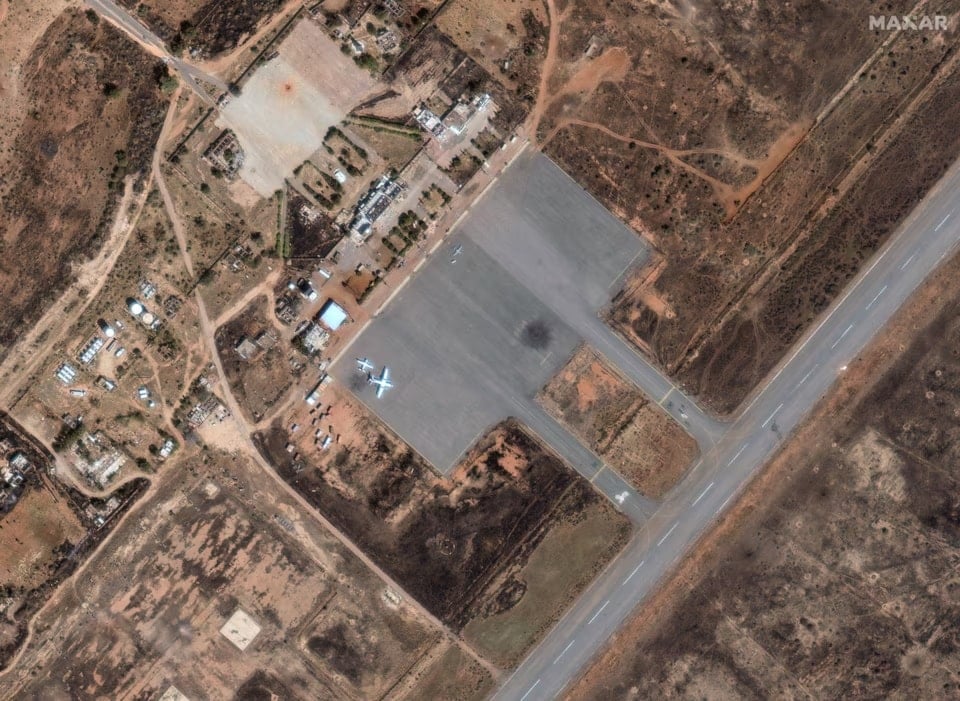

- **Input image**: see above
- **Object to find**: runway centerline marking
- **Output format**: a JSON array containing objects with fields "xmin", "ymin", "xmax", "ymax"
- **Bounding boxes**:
[
  {"xmin": 716, "ymin": 493, "xmax": 734, "ymax": 515},
  {"xmin": 657, "ymin": 522, "xmax": 678, "ymax": 547},
  {"xmin": 797, "ymin": 364, "xmax": 818, "ymax": 388},
  {"xmin": 520, "ymin": 679, "xmax": 541, "ymax": 701},
  {"xmin": 866, "ymin": 285, "xmax": 887, "ymax": 310},
  {"xmin": 762, "ymin": 403, "xmax": 784, "ymax": 428},
  {"xmin": 900, "ymin": 253, "xmax": 916, "ymax": 270},
  {"xmin": 692, "ymin": 482, "xmax": 714, "ymax": 506},
  {"xmin": 587, "ymin": 601, "xmax": 610, "ymax": 625},
  {"xmin": 622, "ymin": 560, "xmax": 645, "ymax": 586},
  {"xmin": 936, "ymin": 213, "xmax": 951, "ymax": 231},
  {"xmin": 553, "ymin": 640, "xmax": 576, "ymax": 665},
  {"xmin": 727, "ymin": 443, "xmax": 749, "ymax": 466},
  {"xmin": 831, "ymin": 324, "xmax": 854, "ymax": 349}
]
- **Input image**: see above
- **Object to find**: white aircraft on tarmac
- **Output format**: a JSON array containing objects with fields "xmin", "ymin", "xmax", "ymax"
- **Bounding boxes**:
[
  {"xmin": 368, "ymin": 366, "xmax": 394, "ymax": 398},
  {"xmin": 356, "ymin": 357, "xmax": 374, "ymax": 373}
]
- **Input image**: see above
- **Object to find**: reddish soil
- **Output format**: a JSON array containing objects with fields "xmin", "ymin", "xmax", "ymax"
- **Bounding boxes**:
[
  {"xmin": 534, "ymin": 0, "xmax": 960, "ymax": 414},
  {"xmin": 570, "ymin": 250, "xmax": 960, "ymax": 699}
]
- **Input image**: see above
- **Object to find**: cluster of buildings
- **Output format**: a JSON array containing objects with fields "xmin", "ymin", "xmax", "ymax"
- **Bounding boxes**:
[
  {"xmin": 348, "ymin": 175, "xmax": 405, "ymax": 243},
  {"xmin": 295, "ymin": 298, "xmax": 349, "ymax": 355},
  {"xmin": 73, "ymin": 431, "xmax": 126, "ymax": 489},
  {"xmin": 413, "ymin": 93, "xmax": 492, "ymax": 143},
  {"xmin": 235, "ymin": 328, "xmax": 278, "ymax": 362},
  {"xmin": 0, "ymin": 448, "xmax": 33, "ymax": 513}
]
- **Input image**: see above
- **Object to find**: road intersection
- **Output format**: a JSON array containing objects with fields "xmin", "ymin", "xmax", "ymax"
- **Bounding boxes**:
[
  {"xmin": 86, "ymin": 0, "xmax": 228, "ymax": 105},
  {"xmin": 494, "ymin": 158, "xmax": 960, "ymax": 700},
  {"xmin": 82, "ymin": 1, "xmax": 960, "ymax": 695}
]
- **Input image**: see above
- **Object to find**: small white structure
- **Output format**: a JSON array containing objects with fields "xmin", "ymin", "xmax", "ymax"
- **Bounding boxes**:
[
  {"xmin": 56, "ymin": 363, "xmax": 77, "ymax": 385},
  {"xmin": 159, "ymin": 686, "xmax": 191, "ymax": 701},
  {"xmin": 333, "ymin": 169, "xmax": 347, "ymax": 184},
  {"xmin": 98, "ymin": 319, "xmax": 116, "ymax": 337},
  {"xmin": 127, "ymin": 298, "xmax": 144, "ymax": 317},
  {"xmin": 220, "ymin": 608, "xmax": 261, "ymax": 651}
]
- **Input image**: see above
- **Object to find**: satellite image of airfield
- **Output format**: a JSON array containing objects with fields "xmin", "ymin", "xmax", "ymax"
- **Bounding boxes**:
[{"xmin": 1, "ymin": 1, "xmax": 960, "ymax": 699}]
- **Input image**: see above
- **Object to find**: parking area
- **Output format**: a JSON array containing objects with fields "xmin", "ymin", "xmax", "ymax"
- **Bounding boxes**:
[{"xmin": 332, "ymin": 152, "xmax": 650, "ymax": 475}]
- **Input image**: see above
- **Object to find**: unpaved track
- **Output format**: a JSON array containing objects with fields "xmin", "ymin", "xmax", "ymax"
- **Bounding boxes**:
[{"xmin": 153, "ymin": 157, "xmax": 501, "ymax": 678}]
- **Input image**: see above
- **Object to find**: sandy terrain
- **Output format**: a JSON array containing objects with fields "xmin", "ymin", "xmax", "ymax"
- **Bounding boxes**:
[
  {"xmin": 531, "ymin": 0, "xmax": 960, "ymax": 414},
  {"xmin": 570, "ymin": 248, "xmax": 960, "ymax": 699},
  {"xmin": 255, "ymin": 392, "xmax": 630, "ymax": 666},
  {"xmin": 0, "ymin": 7, "xmax": 168, "ymax": 361},
  {"xmin": 2, "ymin": 449, "xmax": 447, "ymax": 700},
  {"xmin": 539, "ymin": 346, "xmax": 697, "ymax": 498}
]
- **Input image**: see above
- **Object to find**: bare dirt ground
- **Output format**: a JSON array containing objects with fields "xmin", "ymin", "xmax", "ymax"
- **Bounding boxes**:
[
  {"xmin": 216, "ymin": 17, "xmax": 377, "ymax": 197},
  {"xmin": 0, "ymin": 7, "xmax": 169, "ymax": 363},
  {"xmin": 1, "ymin": 450, "xmax": 445, "ymax": 700},
  {"xmin": 215, "ymin": 295, "xmax": 299, "ymax": 423},
  {"xmin": 393, "ymin": 640, "xmax": 495, "ymax": 701},
  {"xmin": 533, "ymin": 0, "xmax": 960, "ymax": 413},
  {"xmin": 539, "ymin": 346, "xmax": 697, "ymax": 498},
  {"xmin": 255, "ymin": 391, "xmax": 630, "ymax": 665},
  {"xmin": 0, "ymin": 409, "xmax": 149, "ymax": 671},
  {"xmin": 570, "ymin": 250, "xmax": 960, "ymax": 699},
  {"xmin": 436, "ymin": 0, "xmax": 547, "ymax": 98}
]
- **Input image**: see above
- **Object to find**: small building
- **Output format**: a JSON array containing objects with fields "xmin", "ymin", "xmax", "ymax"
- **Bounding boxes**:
[
  {"xmin": 317, "ymin": 299, "xmax": 348, "ymax": 331},
  {"xmin": 305, "ymin": 374, "xmax": 333, "ymax": 405},
  {"xmin": 220, "ymin": 608, "xmax": 261, "ymax": 651},
  {"xmin": 56, "ymin": 363, "xmax": 77, "ymax": 385},
  {"xmin": 235, "ymin": 337, "xmax": 258, "ymax": 360},
  {"xmin": 78, "ymin": 336, "xmax": 106, "ymax": 365},
  {"xmin": 297, "ymin": 278, "xmax": 318, "ymax": 301},
  {"xmin": 297, "ymin": 322, "xmax": 330, "ymax": 355},
  {"xmin": 96, "ymin": 376, "xmax": 118, "ymax": 392},
  {"xmin": 98, "ymin": 319, "xmax": 116, "ymax": 337},
  {"xmin": 254, "ymin": 331, "xmax": 277, "ymax": 351},
  {"xmin": 139, "ymin": 280, "xmax": 157, "ymax": 299},
  {"xmin": 159, "ymin": 437, "xmax": 176, "ymax": 460},
  {"xmin": 414, "ymin": 105, "xmax": 447, "ymax": 139}
]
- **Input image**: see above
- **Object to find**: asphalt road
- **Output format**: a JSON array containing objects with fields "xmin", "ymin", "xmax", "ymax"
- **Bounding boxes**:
[
  {"xmin": 86, "ymin": 0, "xmax": 228, "ymax": 105},
  {"xmin": 494, "ymin": 158, "xmax": 960, "ymax": 701}
]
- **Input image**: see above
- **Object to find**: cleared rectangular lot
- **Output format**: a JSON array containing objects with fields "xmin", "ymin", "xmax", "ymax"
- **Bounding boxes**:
[
  {"xmin": 217, "ymin": 19, "xmax": 376, "ymax": 196},
  {"xmin": 333, "ymin": 152, "xmax": 649, "ymax": 473}
]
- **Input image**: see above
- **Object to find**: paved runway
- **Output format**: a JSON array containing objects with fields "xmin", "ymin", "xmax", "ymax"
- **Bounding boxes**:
[
  {"xmin": 494, "ymin": 157, "xmax": 960, "ymax": 700},
  {"xmin": 334, "ymin": 153, "xmax": 712, "ymax": 523}
]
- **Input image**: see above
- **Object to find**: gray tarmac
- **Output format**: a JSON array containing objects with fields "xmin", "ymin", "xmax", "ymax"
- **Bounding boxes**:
[{"xmin": 332, "ymin": 152, "xmax": 684, "ymax": 521}]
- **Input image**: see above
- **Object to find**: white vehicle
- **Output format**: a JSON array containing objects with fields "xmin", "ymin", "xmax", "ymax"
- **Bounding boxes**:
[
  {"xmin": 368, "ymin": 366, "xmax": 393, "ymax": 398},
  {"xmin": 356, "ymin": 357, "xmax": 374, "ymax": 373}
]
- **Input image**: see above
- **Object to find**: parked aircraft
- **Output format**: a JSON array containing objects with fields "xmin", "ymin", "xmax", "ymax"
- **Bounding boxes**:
[
  {"xmin": 356, "ymin": 357, "xmax": 374, "ymax": 373},
  {"xmin": 368, "ymin": 366, "xmax": 393, "ymax": 398}
]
